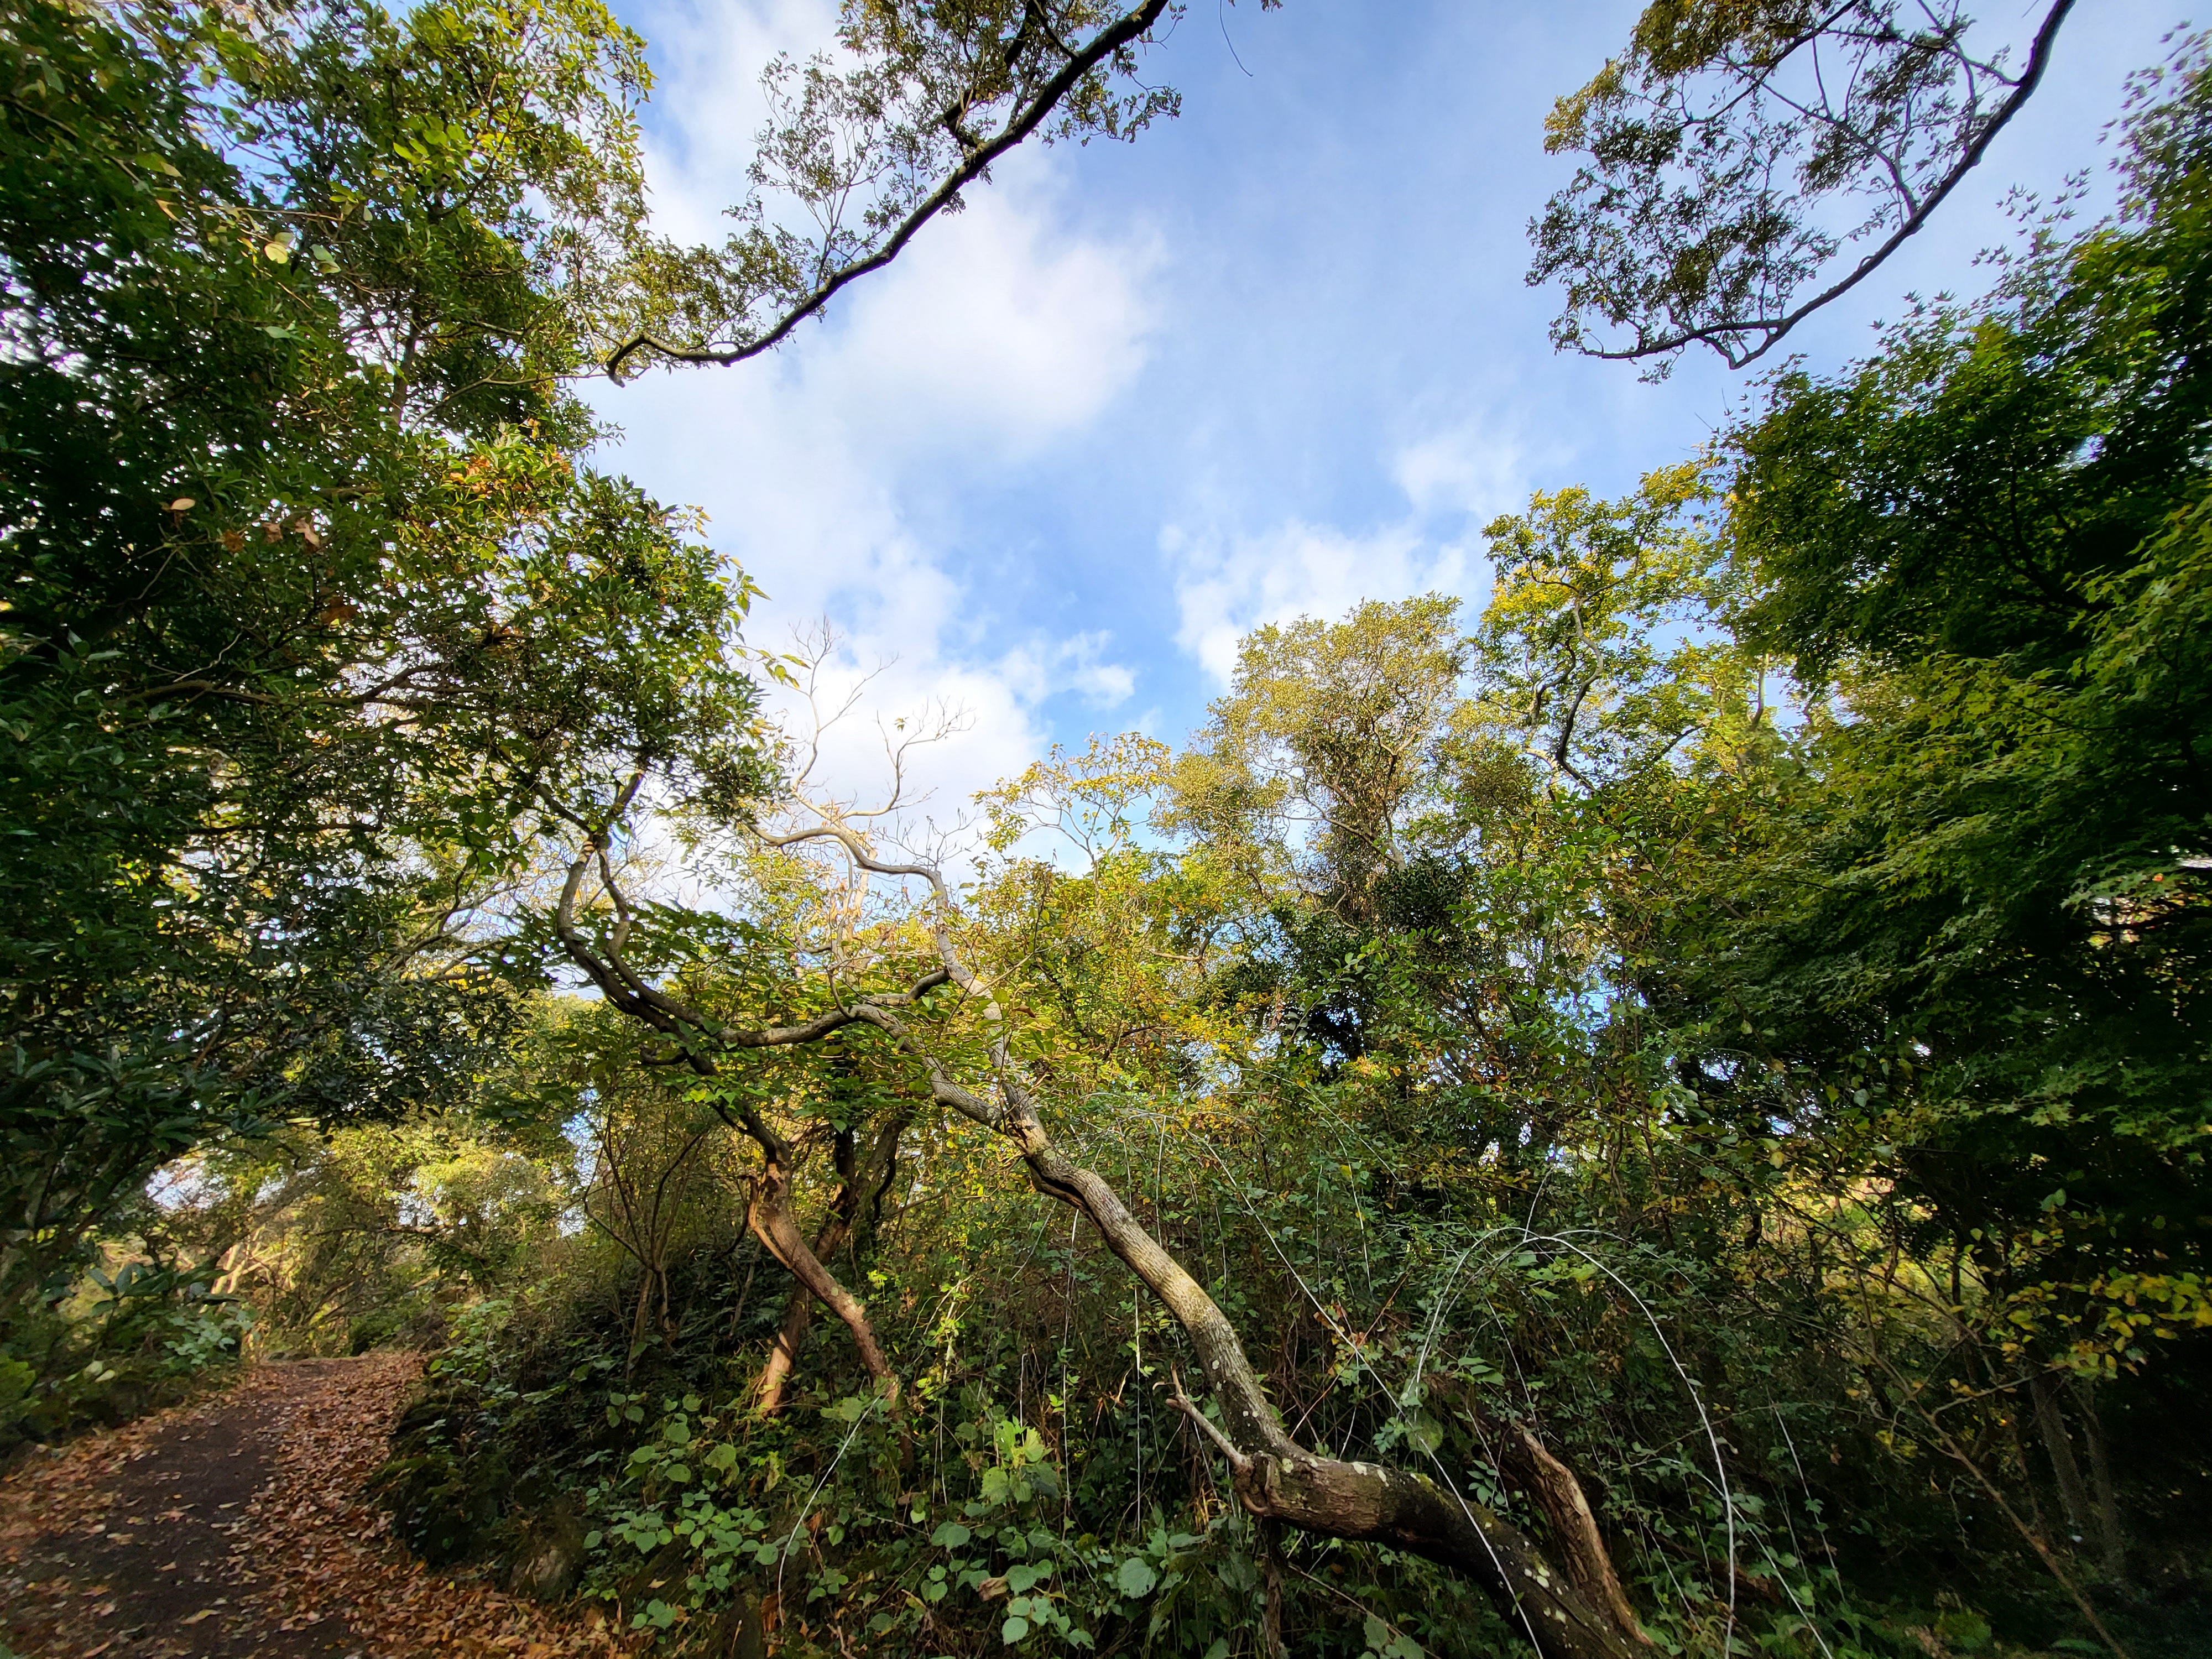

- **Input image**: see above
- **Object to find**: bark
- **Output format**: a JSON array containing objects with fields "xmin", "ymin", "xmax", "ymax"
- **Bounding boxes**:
[
  {"xmin": 2030, "ymin": 1369, "xmax": 2093, "ymax": 1547},
  {"xmin": 2069, "ymin": 1378, "xmax": 2128, "ymax": 1585},
  {"xmin": 1502, "ymin": 1424, "xmax": 1649, "ymax": 1646},
  {"xmin": 745, "ymin": 1135, "xmax": 897, "ymax": 1403},
  {"xmin": 755, "ymin": 1112, "xmax": 909, "ymax": 1414},
  {"xmin": 753, "ymin": 1277, "xmax": 817, "ymax": 1416},
  {"xmin": 1259, "ymin": 1517, "xmax": 1288, "ymax": 1659}
]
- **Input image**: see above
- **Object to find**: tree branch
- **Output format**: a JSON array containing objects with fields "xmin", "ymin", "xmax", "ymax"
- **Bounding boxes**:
[
  {"xmin": 604, "ymin": 0, "xmax": 1170, "ymax": 379},
  {"xmin": 1596, "ymin": 0, "xmax": 2075, "ymax": 368}
]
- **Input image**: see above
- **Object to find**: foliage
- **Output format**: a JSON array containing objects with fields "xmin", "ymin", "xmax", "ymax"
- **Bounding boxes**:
[
  {"xmin": 13, "ymin": 4, "xmax": 2212, "ymax": 1659},
  {"xmin": 611, "ymin": 0, "xmax": 1193, "ymax": 374},
  {"xmin": 1531, "ymin": 0, "xmax": 2076, "ymax": 371},
  {"xmin": 0, "ymin": 0, "xmax": 761, "ymax": 1324},
  {"xmin": 1646, "ymin": 38, "xmax": 2212, "ymax": 1389},
  {"xmin": 0, "ymin": 1251, "xmax": 254, "ymax": 1452}
]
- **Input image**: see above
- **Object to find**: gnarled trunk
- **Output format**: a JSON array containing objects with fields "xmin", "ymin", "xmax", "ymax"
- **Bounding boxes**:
[
  {"xmin": 755, "ymin": 1111, "xmax": 910, "ymax": 1413},
  {"xmin": 1501, "ymin": 1423, "xmax": 1649, "ymax": 1646},
  {"xmin": 744, "ymin": 1131, "xmax": 897, "ymax": 1403},
  {"xmin": 1048, "ymin": 1148, "xmax": 1637, "ymax": 1659}
]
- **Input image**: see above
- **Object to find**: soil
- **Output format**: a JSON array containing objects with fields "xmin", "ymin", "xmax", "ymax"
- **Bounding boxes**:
[{"xmin": 0, "ymin": 1355, "xmax": 627, "ymax": 1659}]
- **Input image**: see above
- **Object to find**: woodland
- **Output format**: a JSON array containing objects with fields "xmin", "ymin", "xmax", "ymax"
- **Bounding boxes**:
[{"xmin": 1, "ymin": 1, "xmax": 2207, "ymax": 1657}]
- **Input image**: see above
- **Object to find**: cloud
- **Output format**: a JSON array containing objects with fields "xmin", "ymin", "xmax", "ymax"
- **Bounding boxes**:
[
  {"xmin": 627, "ymin": 0, "xmax": 844, "ymax": 247},
  {"xmin": 994, "ymin": 632, "xmax": 1138, "ymax": 710},
  {"xmin": 1165, "ymin": 518, "xmax": 1472, "ymax": 686},
  {"xmin": 588, "ymin": 0, "xmax": 1162, "ymax": 822},
  {"xmin": 1160, "ymin": 408, "xmax": 1552, "ymax": 686},
  {"xmin": 1391, "ymin": 414, "xmax": 1550, "ymax": 523}
]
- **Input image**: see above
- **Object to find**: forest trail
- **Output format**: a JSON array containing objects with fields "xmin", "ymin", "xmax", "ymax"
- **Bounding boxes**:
[{"xmin": 0, "ymin": 1357, "xmax": 625, "ymax": 1659}]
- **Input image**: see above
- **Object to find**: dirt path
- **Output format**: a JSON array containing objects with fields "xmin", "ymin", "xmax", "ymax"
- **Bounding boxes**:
[{"xmin": 0, "ymin": 1356, "xmax": 625, "ymax": 1659}]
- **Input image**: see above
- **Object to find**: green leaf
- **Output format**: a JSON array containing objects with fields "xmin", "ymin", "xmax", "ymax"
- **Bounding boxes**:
[
  {"xmin": 1000, "ymin": 1615, "xmax": 1030, "ymax": 1644},
  {"xmin": 1114, "ymin": 1558, "xmax": 1159, "ymax": 1598},
  {"xmin": 930, "ymin": 1521, "xmax": 972, "ymax": 1549}
]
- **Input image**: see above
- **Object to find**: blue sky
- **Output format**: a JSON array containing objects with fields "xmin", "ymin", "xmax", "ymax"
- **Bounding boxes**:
[{"xmin": 589, "ymin": 0, "xmax": 2186, "ymax": 821}]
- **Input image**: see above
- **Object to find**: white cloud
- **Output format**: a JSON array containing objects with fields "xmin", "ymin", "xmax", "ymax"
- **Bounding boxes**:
[
  {"xmin": 1165, "ymin": 518, "xmax": 1471, "ymax": 687},
  {"xmin": 588, "ymin": 0, "xmax": 1162, "ymax": 823},
  {"xmin": 1390, "ymin": 414, "xmax": 1547, "ymax": 523},
  {"xmin": 994, "ymin": 632, "xmax": 1138, "ymax": 711},
  {"xmin": 1161, "ymin": 408, "xmax": 1554, "ymax": 686},
  {"xmin": 629, "ymin": 0, "xmax": 844, "ymax": 247}
]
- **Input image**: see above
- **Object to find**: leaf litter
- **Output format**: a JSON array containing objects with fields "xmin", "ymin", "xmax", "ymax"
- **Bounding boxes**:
[{"xmin": 1, "ymin": 1355, "xmax": 633, "ymax": 1658}]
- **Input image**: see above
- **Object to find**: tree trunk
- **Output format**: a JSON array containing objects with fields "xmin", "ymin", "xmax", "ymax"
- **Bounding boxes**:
[
  {"xmin": 754, "ymin": 1287, "xmax": 817, "ymax": 1416},
  {"xmin": 1502, "ymin": 1423, "xmax": 1649, "ymax": 1646},
  {"xmin": 745, "ymin": 1140, "xmax": 897, "ymax": 1402},
  {"xmin": 2030, "ymin": 1369, "xmax": 2093, "ymax": 1548},
  {"xmin": 1259, "ymin": 1517, "xmax": 1288, "ymax": 1659},
  {"xmin": 2068, "ymin": 1378, "xmax": 2128, "ymax": 1585},
  {"xmin": 755, "ymin": 1112, "xmax": 909, "ymax": 1413},
  {"xmin": 546, "ymin": 833, "xmax": 903, "ymax": 1405}
]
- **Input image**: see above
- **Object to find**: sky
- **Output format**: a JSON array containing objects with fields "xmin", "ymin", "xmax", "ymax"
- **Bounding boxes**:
[{"xmin": 587, "ymin": 0, "xmax": 2189, "ymax": 829}]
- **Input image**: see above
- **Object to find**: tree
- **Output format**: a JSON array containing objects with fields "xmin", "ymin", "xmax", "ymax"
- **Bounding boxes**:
[
  {"xmin": 1532, "ymin": 0, "xmax": 2076, "ymax": 373},
  {"xmin": 1165, "ymin": 597, "xmax": 1467, "ymax": 926},
  {"xmin": 1515, "ymin": 49, "xmax": 2212, "ymax": 1629},
  {"xmin": 0, "ymin": 0, "xmax": 758, "ymax": 1318},
  {"xmin": 605, "ymin": 0, "xmax": 1198, "ymax": 377},
  {"xmin": 1673, "ymin": 38, "xmax": 2212, "ymax": 1366}
]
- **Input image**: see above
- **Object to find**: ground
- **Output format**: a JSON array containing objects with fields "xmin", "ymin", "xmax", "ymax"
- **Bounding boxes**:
[{"xmin": 0, "ymin": 1356, "xmax": 625, "ymax": 1659}]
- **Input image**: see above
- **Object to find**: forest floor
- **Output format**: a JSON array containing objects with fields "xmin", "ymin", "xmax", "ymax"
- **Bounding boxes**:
[{"xmin": 0, "ymin": 1355, "xmax": 628, "ymax": 1659}]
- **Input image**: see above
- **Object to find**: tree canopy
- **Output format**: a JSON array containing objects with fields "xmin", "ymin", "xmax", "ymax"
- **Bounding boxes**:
[{"xmin": 4, "ymin": 3, "xmax": 2208, "ymax": 1659}]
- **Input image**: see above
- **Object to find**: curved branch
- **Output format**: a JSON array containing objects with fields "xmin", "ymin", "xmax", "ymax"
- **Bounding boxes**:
[
  {"xmin": 832, "ymin": 863, "xmax": 1642, "ymax": 1659},
  {"xmin": 1598, "ymin": 0, "xmax": 2074, "ymax": 369},
  {"xmin": 549, "ymin": 811, "xmax": 947, "ymax": 1049},
  {"xmin": 606, "ymin": 0, "xmax": 1170, "ymax": 380}
]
